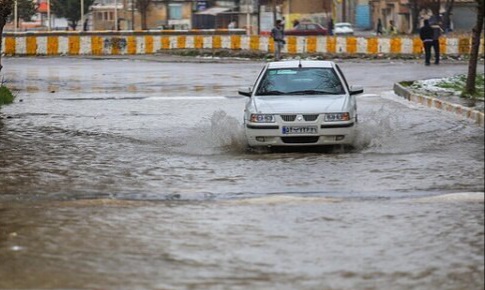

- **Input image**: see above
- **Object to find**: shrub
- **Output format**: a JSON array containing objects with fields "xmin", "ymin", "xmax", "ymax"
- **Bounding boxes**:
[{"xmin": 0, "ymin": 85, "xmax": 15, "ymax": 107}]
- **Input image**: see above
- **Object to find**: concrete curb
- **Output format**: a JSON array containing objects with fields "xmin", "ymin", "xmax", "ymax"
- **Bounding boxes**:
[{"xmin": 393, "ymin": 82, "xmax": 484, "ymax": 127}]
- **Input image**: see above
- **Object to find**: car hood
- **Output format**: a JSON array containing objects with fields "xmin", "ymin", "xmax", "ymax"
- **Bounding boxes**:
[{"xmin": 251, "ymin": 95, "xmax": 348, "ymax": 114}]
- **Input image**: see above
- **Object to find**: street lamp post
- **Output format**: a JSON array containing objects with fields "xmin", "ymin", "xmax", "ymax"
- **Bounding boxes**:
[
  {"xmin": 131, "ymin": 0, "xmax": 134, "ymax": 30},
  {"xmin": 114, "ymin": 0, "xmax": 118, "ymax": 30},
  {"xmin": 14, "ymin": 0, "xmax": 18, "ymax": 32},
  {"xmin": 81, "ymin": 0, "xmax": 84, "ymax": 31}
]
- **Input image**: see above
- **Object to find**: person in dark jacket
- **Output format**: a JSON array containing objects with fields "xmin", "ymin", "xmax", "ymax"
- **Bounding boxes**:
[
  {"xmin": 328, "ymin": 18, "xmax": 334, "ymax": 36},
  {"xmin": 419, "ymin": 19, "xmax": 434, "ymax": 66},
  {"xmin": 271, "ymin": 19, "xmax": 285, "ymax": 61},
  {"xmin": 376, "ymin": 19, "xmax": 383, "ymax": 35},
  {"xmin": 431, "ymin": 21, "xmax": 443, "ymax": 64}
]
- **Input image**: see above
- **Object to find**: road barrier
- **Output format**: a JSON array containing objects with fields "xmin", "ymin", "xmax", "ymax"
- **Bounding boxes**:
[{"xmin": 2, "ymin": 31, "xmax": 484, "ymax": 57}]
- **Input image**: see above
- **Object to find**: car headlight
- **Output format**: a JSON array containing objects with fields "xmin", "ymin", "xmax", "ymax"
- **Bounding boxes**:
[
  {"xmin": 324, "ymin": 112, "xmax": 351, "ymax": 122},
  {"xmin": 250, "ymin": 114, "xmax": 275, "ymax": 123}
]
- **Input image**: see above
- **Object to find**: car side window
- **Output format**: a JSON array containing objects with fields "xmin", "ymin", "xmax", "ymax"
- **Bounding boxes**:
[{"xmin": 308, "ymin": 24, "xmax": 317, "ymax": 30}]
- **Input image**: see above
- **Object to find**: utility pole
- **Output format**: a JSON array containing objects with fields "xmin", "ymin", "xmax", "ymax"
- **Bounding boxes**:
[{"xmin": 47, "ymin": 0, "xmax": 51, "ymax": 31}]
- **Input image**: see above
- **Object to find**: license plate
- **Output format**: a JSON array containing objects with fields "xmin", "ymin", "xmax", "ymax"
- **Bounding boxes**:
[{"xmin": 282, "ymin": 126, "xmax": 318, "ymax": 135}]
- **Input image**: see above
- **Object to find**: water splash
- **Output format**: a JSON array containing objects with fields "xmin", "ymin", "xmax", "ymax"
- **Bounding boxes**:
[
  {"xmin": 209, "ymin": 110, "xmax": 248, "ymax": 152},
  {"xmin": 179, "ymin": 110, "xmax": 248, "ymax": 155},
  {"xmin": 353, "ymin": 105, "xmax": 420, "ymax": 154}
]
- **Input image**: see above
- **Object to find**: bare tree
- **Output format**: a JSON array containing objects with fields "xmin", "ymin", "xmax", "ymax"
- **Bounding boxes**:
[
  {"xmin": 464, "ymin": 0, "xmax": 484, "ymax": 97},
  {"xmin": 442, "ymin": 0, "xmax": 454, "ymax": 32},
  {"xmin": 136, "ymin": 0, "xmax": 152, "ymax": 30},
  {"xmin": 408, "ymin": 0, "xmax": 454, "ymax": 33},
  {"xmin": 0, "ymin": 0, "xmax": 15, "ymax": 72}
]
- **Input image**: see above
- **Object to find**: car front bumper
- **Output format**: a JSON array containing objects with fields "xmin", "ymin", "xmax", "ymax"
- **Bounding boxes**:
[{"xmin": 244, "ymin": 122, "xmax": 356, "ymax": 147}]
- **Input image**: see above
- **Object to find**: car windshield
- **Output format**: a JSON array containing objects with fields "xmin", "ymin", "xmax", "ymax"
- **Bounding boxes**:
[{"xmin": 255, "ymin": 67, "xmax": 345, "ymax": 96}]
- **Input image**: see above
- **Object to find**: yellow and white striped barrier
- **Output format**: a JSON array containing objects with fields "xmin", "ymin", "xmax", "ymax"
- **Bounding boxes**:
[{"xmin": 2, "ymin": 32, "xmax": 484, "ymax": 57}]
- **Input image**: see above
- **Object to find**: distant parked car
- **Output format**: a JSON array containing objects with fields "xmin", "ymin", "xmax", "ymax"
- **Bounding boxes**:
[
  {"xmin": 285, "ymin": 22, "xmax": 328, "ymax": 36},
  {"xmin": 334, "ymin": 22, "xmax": 354, "ymax": 36}
]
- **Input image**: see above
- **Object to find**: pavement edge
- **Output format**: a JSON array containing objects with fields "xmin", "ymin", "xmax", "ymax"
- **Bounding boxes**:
[{"xmin": 393, "ymin": 83, "xmax": 485, "ymax": 127}]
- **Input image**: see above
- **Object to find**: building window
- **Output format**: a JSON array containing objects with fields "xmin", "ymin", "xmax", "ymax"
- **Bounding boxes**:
[{"xmin": 169, "ymin": 4, "xmax": 182, "ymax": 20}]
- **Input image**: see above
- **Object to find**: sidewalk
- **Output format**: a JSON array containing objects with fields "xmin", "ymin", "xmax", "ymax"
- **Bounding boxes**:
[{"xmin": 393, "ymin": 82, "xmax": 484, "ymax": 127}]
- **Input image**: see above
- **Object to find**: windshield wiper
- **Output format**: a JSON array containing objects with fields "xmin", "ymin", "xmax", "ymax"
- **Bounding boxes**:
[
  {"xmin": 256, "ymin": 90, "xmax": 286, "ymax": 96},
  {"xmin": 288, "ymin": 90, "xmax": 339, "ymax": 95}
]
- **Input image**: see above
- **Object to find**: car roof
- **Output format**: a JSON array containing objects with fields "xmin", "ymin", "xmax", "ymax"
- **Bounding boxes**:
[
  {"xmin": 294, "ymin": 22, "xmax": 325, "ymax": 27},
  {"xmin": 335, "ymin": 22, "xmax": 352, "ymax": 26},
  {"xmin": 267, "ymin": 60, "xmax": 335, "ymax": 69}
]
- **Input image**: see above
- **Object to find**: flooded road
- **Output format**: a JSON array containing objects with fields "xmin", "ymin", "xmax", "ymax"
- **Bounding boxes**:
[{"xmin": 0, "ymin": 57, "xmax": 483, "ymax": 289}]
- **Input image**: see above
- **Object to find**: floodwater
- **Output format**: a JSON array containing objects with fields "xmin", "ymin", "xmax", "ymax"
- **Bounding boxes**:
[{"xmin": 0, "ymin": 57, "xmax": 483, "ymax": 290}]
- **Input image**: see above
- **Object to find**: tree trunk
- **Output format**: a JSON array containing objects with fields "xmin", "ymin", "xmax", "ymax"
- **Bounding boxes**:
[
  {"xmin": 410, "ymin": 0, "xmax": 420, "ymax": 34},
  {"xmin": 1, "ymin": 0, "xmax": 15, "ymax": 73},
  {"xmin": 464, "ymin": 0, "xmax": 484, "ymax": 97},
  {"xmin": 443, "ymin": 0, "xmax": 454, "ymax": 32},
  {"xmin": 0, "ymin": 19, "xmax": 5, "ymax": 73},
  {"xmin": 272, "ymin": 0, "xmax": 277, "ymax": 25}
]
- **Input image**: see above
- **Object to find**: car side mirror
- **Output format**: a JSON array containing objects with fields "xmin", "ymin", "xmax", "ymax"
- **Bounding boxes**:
[
  {"xmin": 238, "ymin": 87, "xmax": 252, "ymax": 97},
  {"xmin": 349, "ymin": 85, "xmax": 364, "ymax": 95}
]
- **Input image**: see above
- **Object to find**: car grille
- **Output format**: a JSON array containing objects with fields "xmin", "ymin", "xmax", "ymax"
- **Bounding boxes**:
[
  {"xmin": 281, "ymin": 136, "xmax": 320, "ymax": 144},
  {"xmin": 303, "ymin": 114, "xmax": 319, "ymax": 121},
  {"xmin": 280, "ymin": 114, "xmax": 319, "ymax": 122},
  {"xmin": 280, "ymin": 115, "xmax": 297, "ymax": 122}
]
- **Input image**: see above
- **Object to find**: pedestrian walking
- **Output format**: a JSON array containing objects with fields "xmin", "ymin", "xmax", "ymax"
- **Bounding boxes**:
[
  {"xmin": 431, "ymin": 20, "xmax": 443, "ymax": 64},
  {"xmin": 419, "ymin": 19, "xmax": 434, "ymax": 66},
  {"xmin": 83, "ymin": 18, "xmax": 89, "ymax": 31},
  {"xmin": 271, "ymin": 19, "xmax": 286, "ymax": 61},
  {"xmin": 328, "ymin": 18, "xmax": 334, "ymax": 36},
  {"xmin": 388, "ymin": 20, "xmax": 397, "ymax": 35},
  {"xmin": 376, "ymin": 19, "xmax": 383, "ymax": 35}
]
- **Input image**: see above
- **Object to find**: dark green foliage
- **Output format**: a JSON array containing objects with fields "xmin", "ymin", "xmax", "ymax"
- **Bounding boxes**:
[
  {"xmin": 51, "ymin": 0, "xmax": 95, "ymax": 30},
  {"xmin": 0, "ymin": 85, "xmax": 15, "ymax": 106},
  {"xmin": 6, "ymin": 0, "xmax": 37, "ymax": 22}
]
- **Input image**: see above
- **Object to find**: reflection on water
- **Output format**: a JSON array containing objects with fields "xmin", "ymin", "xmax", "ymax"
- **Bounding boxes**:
[{"xmin": 0, "ymin": 58, "xmax": 483, "ymax": 289}]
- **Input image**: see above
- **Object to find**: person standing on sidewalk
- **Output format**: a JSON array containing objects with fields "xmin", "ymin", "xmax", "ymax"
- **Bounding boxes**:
[
  {"xmin": 271, "ymin": 20, "xmax": 286, "ymax": 61},
  {"xmin": 376, "ymin": 19, "xmax": 383, "ymax": 35},
  {"xmin": 328, "ymin": 18, "xmax": 335, "ymax": 36},
  {"xmin": 431, "ymin": 20, "xmax": 443, "ymax": 64},
  {"xmin": 388, "ymin": 20, "xmax": 397, "ymax": 35},
  {"xmin": 419, "ymin": 19, "xmax": 434, "ymax": 66}
]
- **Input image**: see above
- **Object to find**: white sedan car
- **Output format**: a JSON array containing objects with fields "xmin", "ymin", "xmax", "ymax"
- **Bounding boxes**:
[
  {"xmin": 334, "ymin": 22, "xmax": 354, "ymax": 36},
  {"xmin": 239, "ymin": 60, "xmax": 363, "ymax": 148}
]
